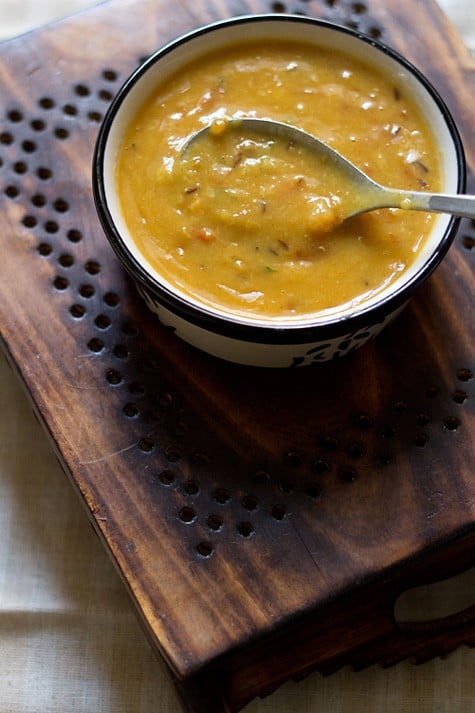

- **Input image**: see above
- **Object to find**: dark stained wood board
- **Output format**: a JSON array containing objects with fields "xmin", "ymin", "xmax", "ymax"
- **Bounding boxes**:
[{"xmin": 0, "ymin": 1, "xmax": 474, "ymax": 711}]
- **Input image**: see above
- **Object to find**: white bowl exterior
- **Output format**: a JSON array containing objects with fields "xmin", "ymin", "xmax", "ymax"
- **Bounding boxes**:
[
  {"xmin": 98, "ymin": 16, "xmax": 462, "ymax": 365},
  {"xmin": 137, "ymin": 283, "xmax": 406, "ymax": 367}
]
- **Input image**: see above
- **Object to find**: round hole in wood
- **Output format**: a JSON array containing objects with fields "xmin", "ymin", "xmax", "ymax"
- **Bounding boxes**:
[
  {"xmin": 184, "ymin": 480, "xmax": 200, "ymax": 495},
  {"xmin": 98, "ymin": 88, "xmax": 113, "ymax": 102},
  {"xmin": 54, "ymin": 127, "xmax": 70, "ymax": 140},
  {"xmin": 237, "ymin": 521, "xmax": 254, "ymax": 538},
  {"xmin": 354, "ymin": 411, "xmax": 374, "ymax": 429},
  {"xmin": 339, "ymin": 465, "xmax": 358, "ymax": 481},
  {"xmin": 312, "ymin": 459, "xmax": 330, "ymax": 475},
  {"xmin": 165, "ymin": 444, "xmax": 181, "ymax": 462},
  {"xmin": 31, "ymin": 193, "xmax": 46, "ymax": 207},
  {"xmin": 58, "ymin": 253, "xmax": 74, "ymax": 267},
  {"xmin": 0, "ymin": 131, "xmax": 14, "ymax": 145},
  {"xmin": 444, "ymin": 415, "xmax": 460, "ymax": 431},
  {"xmin": 7, "ymin": 109, "xmax": 23, "ymax": 122},
  {"xmin": 88, "ymin": 111, "xmax": 103, "ymax": 123},
  {"xmin": 102, "ymin": 69, "xmax": 118, "ymax": 81},
  {"xmin": 414, "ymin": 433, "xmax": 428, "ymax": 448},
  {"xmin": 104, "ymin": 291, "xmax": 120, "ymax": 307},
  {"xmin": 113, "ymin": 344, "xmax": 129, "ymax": 359},
  {"xmin": 22, "ymin": 214, "xmax": 37, "ymax": 228},
  {"xmin": 129, "ymin": 381, "xmax": 145, "ymax": 396},
  {"xmin": 122, "ymin": 402, "xmax": 139, "ymax": 418},
  {"xmin": 94, "ymin": 314, "xmax": 111, "ymax": 329},
  {"xmin": 67, "ymin": 228, "xmax": 82, "ymax": 243},
  {"xmin": 88, "ymin": 337, "xmax": 104, "ymax": 353},
  {"xmin": 462, "ymin": 235, "xmax": 475, "ymax": 250},
  {"xmin": 36, "ymin": 166, "xmax": 53, "ymax": 180},
  {"xmin": 283, "ymin": 449, "xmax": 301, "ymax": 467},
  {"xmin": 53, "ymin": 275, "xmax": 69, "ymax": 290},
  {"xmin": 79, "ymin": 284, "xmax": 95, "ymax": 298},
  {"xmin": 5, "ymin": 185, "xmax": 19, "ymax": 198},
  {"xmin": 253, "ymin": 469, "xmax": 271, "ymax": 484},
  {"xmin": 106, "ymin": 368, "xmax": 122, "ymax": 385},
  {"xmin": 375, "ymin": 450, "xmax": 392, "ymax": 466},
  {"xmin": 138, "ymin": 437, "xmax": 155, "ymax": 452},
  {"xmin": 179, "ymin": 506, "xmax": 196, "ymax": 523},
  {"xmin": 158, "ymin": 469, "xmax": 175, "ymax": 485},
  {"xmin": 122, "ymin": 321, "xmax": 139, "ymax": 337},
  {"xmin": 53, "ymin": 198, "xmax": 69, "ymax": 213},
  {"xmin": 13, "ymin": 161, "xmax": 27, "ymax": 174},
  {"xmin": 38, "ymin": 96, "xmax": 55, "ymax": 109},
  {"xmin": 457, "ymin": 367, "xmax": 473, "ymax": 382},
  {"xmin": 85, "ymin": 259, "xmax": 101, "ymax": 275},
  {"xmin": 305, "ymin": 482, "xmax": 322, "ymax": 499},
  {"xmin": 207, "ymin": 514, "xmax": 223, "ymax": 531},
  {"xmin": 192, "ymin": 450, "xmax": 210, "ymax": 466},
  {"xmin": 213, "ymin": 487, "xmax": 231, "ymax": 504},
  {"xmin": 368, "ymin": 25, "xmax": 383, "ymax": 38},
  {"xmin": 38, "ymin": 242, "xmax": 52, "ymax": 256},
  {"xmin": 196, "ymin": 541, "xmax": 213, "ymax": 558},
  {"xmin": 31, "ymin": 118, "xmax": 46, "ymax": 131},
  {"xmin": 346, "ymin": 441, "xmax": 366, "ymax": 459},
  {"xmin": 74, "ymin": 83, "xmax": 90, "ymax": 97},
  {"xmin": 271, "ymin": 504, "xmax": 287, "ymax": 520},
  {"xmin": 44, "ymin": 220, "xmax": 59, "ymax": 233},
  {"xmin": 21, "ymin": 139, "xmax": 37, "ymax": 153},
  {"xmin": 70, "ymin": 303, "xmax": 86, "ymax": 318},
  {"xmin": 394, "ymin": 400, "xmax": 408, "ymax": 415},
  {"xmin": 241, "ymin": 494, "xmax": 258, "ymax": 511},
  {"xmin": 452, "ymin": 389, "xmax": 467, "ymax": 404},
  {"xmin": 62, "ymin": 103, "xmax": 77, "ymax": 116}
]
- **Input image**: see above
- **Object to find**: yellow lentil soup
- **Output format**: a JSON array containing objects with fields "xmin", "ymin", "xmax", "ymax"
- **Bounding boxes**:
[{"xmin": 116, "ymin": 40, "xmax": 441, "ymax": 322}]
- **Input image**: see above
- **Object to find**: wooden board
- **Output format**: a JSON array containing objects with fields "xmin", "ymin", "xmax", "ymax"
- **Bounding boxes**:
[{"xmin": 0, "ymin": 1, "xmax": 474, "ymax": 711}]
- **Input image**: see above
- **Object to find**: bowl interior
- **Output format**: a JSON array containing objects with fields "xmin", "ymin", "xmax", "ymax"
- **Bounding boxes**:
[{"xmin": 99, "ymin": 16, "xmax": 462, "ymax": 328}]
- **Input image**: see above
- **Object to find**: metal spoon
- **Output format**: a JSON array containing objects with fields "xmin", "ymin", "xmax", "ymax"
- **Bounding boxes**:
[{"xmin": 182, "ymin": 117, "xmax": 474, "ymax": 221}]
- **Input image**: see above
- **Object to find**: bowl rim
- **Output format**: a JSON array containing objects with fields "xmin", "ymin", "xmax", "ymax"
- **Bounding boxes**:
[{"xmin": 92, "ymin": 13, "xmax": 466, "ymax": 345}]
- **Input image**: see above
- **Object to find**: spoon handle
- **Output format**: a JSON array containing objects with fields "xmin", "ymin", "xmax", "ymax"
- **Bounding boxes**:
[
  {"xmin": 427, "ymin": 193, "xmax": 475, "ymax": 220},
  {"xmin": 404, "ymin": 190, "xmax": 475, "ymax": 219}
]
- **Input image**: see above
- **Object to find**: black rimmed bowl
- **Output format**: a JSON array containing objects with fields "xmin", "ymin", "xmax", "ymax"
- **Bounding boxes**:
[{"xmin": 92, "ymin": 14, "xmax": 465, "ymax": 368}]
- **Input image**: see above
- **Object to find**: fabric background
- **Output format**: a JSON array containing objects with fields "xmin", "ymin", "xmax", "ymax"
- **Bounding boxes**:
[{"xmin": 0, "ymin": 1, "xmax": 474, "ymax": 711}]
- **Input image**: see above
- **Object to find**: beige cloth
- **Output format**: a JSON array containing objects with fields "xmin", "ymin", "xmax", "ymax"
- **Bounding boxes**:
[{"xmin": 0, "ymin": 2, "xmax": 474, "ymax": 711}]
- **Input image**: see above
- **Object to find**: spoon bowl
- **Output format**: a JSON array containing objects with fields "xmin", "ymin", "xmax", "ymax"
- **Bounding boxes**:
[{"xmin": 183, "ymin": 117, "xmax": 475, "ymax": 223}]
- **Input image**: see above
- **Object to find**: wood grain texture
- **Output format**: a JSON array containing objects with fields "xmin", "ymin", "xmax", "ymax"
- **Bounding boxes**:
[{"xmin": 0, "ymin": 1, "xmax": 474, "ymax": 711}]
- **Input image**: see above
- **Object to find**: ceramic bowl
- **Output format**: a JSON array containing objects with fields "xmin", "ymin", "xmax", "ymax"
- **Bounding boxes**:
[{"xmin": 92, "ymin": 14, "xmax": 465, "ymax": 368}]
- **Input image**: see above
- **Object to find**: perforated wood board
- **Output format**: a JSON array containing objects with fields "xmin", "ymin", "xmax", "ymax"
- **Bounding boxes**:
[{"xmin": 0, "ymin": 1, "xmax": 474, "ymax": 712}]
